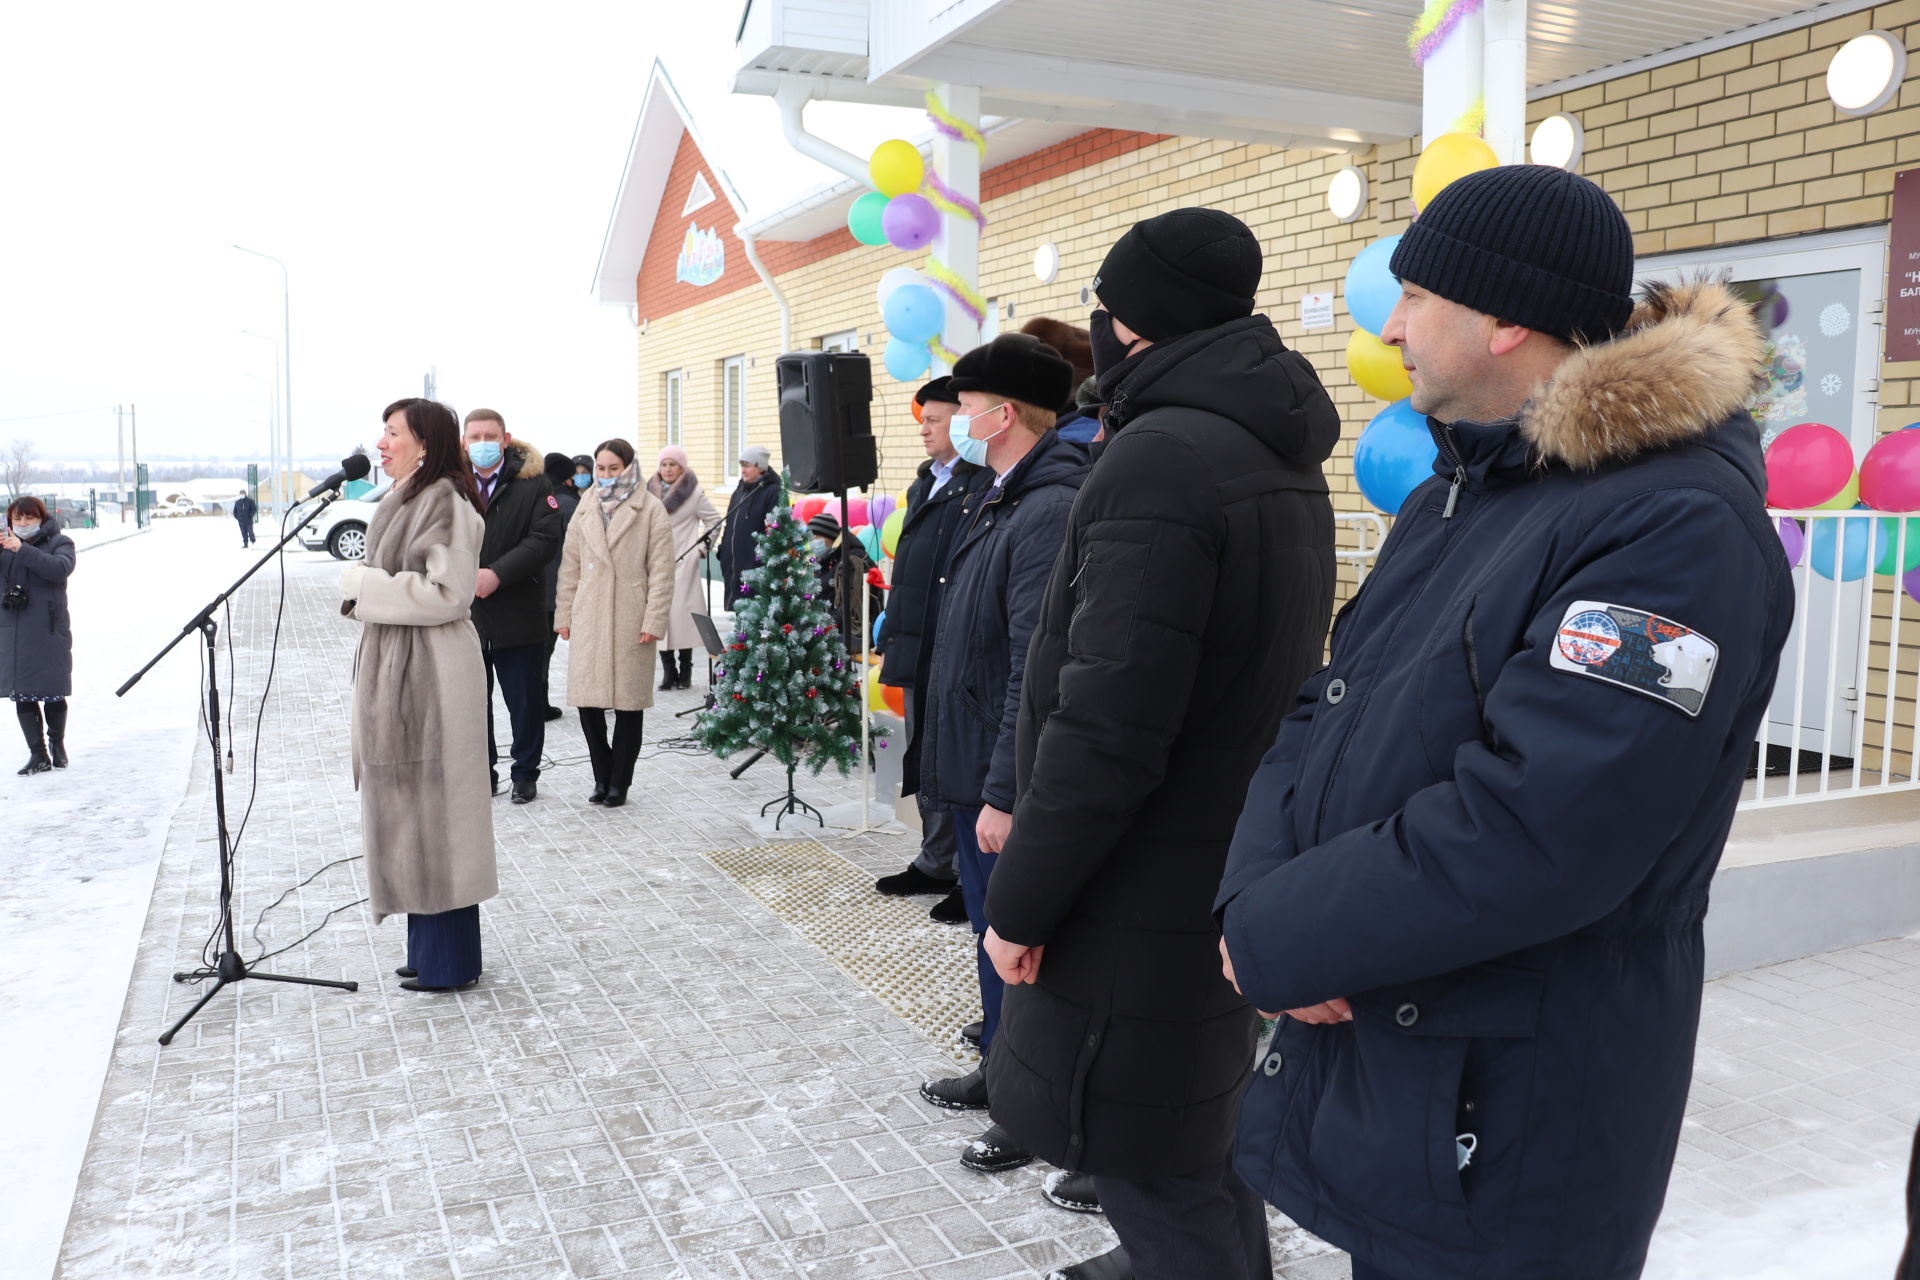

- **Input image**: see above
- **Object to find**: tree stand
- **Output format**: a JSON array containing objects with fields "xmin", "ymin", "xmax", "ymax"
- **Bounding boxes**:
[{"xmin": 762, "ymin": 763, "xmax": 824, "ymax": 830}]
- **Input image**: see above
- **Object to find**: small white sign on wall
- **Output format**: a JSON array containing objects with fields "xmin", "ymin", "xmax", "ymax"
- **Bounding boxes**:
[{"xmin": 1300, "ymin": 291, "xmax": 1336, "ymax": 331}]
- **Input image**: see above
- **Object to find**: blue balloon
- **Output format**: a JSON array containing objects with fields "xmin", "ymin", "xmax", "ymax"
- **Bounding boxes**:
[
  {"xmin": 883, "ymin": 336, "xmax": 931, "ymax": 382},
  {"xmin": 1344, "ymin": 234, "xmax": 1404, "ymax": 336},
  {"xmin": 883, "ymin": 283, "xmax": 944, "ymax": 344},
  {"xmin": 1353, "ymin": 398, "xmax": 1437, "ymax": 514},
  {"xmin": 1809, "ymin": 514, "xmax": 1880, "ymax": 581},
  {"xmin": 872, "ymin": 610, "xmax": 886, "ymax": 644}
]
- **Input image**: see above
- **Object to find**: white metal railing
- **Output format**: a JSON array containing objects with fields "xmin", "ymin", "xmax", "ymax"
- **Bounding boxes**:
[
  {"xmin": 1743, "ymin": 508, "xmax": 1920, "ymax": 809},
  {"xmin": 1335, "ymin": 511, "xmax": 1388, "ymax": 587}
]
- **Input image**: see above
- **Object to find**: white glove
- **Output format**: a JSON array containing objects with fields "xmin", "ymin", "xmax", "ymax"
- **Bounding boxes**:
[{"xmin": 339, "ymin": 562, "xmax": 369, "ymax": 601}]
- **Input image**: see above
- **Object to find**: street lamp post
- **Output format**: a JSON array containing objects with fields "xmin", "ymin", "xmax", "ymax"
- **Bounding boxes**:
[
  {"xmin": 232, "ymin": 245, "xmax": 291, "ymax": 517},
  {"xmin": 240, "ymin": 330, "xmax": 279, "ymax": 513}
]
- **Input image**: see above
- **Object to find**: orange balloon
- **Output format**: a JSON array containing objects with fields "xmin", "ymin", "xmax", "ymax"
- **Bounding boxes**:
[
  {"xmin": 911, "ymin": 397, "xmax": 924, "ymax": 424},
  {"xmin": 882, "ymin": 683, "xmax": 906, "ymax": 716}
]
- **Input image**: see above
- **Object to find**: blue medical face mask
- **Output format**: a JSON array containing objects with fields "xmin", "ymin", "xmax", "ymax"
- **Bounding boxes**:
[
  {"xmin": 467, "ymin": 440, "xmax": 503, "ymax": 469},
  {"xmin": 12, "ymin": 524, "xmax": 41, "ymax": 541},
  {"xmin": 595, "ymin": 475, "xmax": 617, "ymax": 489},
  {"xmin": 573, "ymin": 473, "xmax": 592, "ymax": 489},
  {"xmin": 949, "ymin": 403, "xmax": 1010, "ymax": 468}
]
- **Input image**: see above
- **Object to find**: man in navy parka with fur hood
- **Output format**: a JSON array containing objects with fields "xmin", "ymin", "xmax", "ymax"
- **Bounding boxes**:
[{"xmin": 1216, "ymin": 166, "xmax": 1794, "ymax": 1280}]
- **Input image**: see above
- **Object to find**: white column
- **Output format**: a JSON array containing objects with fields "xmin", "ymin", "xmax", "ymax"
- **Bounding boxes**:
[
  {"xmin": 1421, "ymin": 8, "xmax": 1485, "ymax": 146},
  {"xmin": 931, "ymin": 83, "xmax": 981, "ymax": 372},
  {"xmin": 1484, "ymin": 0, "xmax": 1529, "ymax": 164}
]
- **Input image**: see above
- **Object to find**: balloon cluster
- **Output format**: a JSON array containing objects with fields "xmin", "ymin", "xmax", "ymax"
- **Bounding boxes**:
[
  {"xmin": 1768, "ymin": 423, "xmax": 1920, "ymax": 596},
  {"xmin": 790, "ymin": 492, "xmax": 907, "ymax": 568},
  {"xmin": 844, "ymin": 140, "xmax": 954, "ymax": 382},
  {"xmin": 1342, "ymin": 131, "xmax": 1500, "ymax": 515}
]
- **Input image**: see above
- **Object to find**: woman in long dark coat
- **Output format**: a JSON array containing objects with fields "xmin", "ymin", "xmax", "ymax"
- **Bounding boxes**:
[
  {"xmin": 2, "ymin": 496, "xmax": 77, "ymax": 774},
  {"xmin": 339, "ymin": 398, "xmax": 496, "ymax": 993}
]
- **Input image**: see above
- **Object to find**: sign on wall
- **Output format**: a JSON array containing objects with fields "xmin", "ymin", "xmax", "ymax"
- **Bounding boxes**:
[
  {"xmin": 676, "ymin": 224, "xmax": 725, "ymax": 287},
  {"xmin": 1886, "ymin": 168, "xmax": 1920, "ymax": 363}
]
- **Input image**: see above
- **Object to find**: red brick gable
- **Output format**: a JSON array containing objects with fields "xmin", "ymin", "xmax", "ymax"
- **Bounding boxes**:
[
  {"xmin": 633, "ymin": 127, "xmax": 1169, "ymax": 321},
  {"xmin": 635, "ymin": 132, "xmax": 757, "ymax": 316}
]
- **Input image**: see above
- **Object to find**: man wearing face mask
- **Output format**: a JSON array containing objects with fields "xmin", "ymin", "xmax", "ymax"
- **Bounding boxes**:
[
  {"xmin": 462, "ymin": 409, "xmax": 563, "ymax": 804},
  {"xmin": 911, "ymin": 334, "xmax": 1088, "ymax": 1161},
  {"xmin": 978, "ymin": 208, "xmax": 1341, "ymax": 1280}
]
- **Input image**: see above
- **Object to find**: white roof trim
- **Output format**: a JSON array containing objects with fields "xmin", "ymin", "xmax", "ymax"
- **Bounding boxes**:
[{"xmin": 592, "ymin": 60, "xmax": 750, "ymax": 305}]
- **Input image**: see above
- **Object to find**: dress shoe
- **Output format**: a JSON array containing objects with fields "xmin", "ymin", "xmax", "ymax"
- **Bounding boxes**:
[
  {"xmin": 930, "ymin": 887, "xmax": 968, "ymax": 924},
  {"xmin": 543, "ymin": 705, "xmax": 564, "ymax": 722},
  {"xmin": 919, "ymin": 1064, "xmax": 990, "ymax": 1111},
  {"xmin": 960, "ymin": 1122, "xmax": 1034, "ymax": 1173},
  {"xmin": 490, "ymin": 772, "xmax": 503, "ymax": 796},
  {"xmin": 601, "ymin": 786, "xmax": 628, "ymax": 808},
  {"xmin": 588, "ymin": 782, "xmax": 609, "ymax": 803},
  {"xmin": 1041, "ymin": 1169, "xmax": 1102, "ymax": 1213},
  {"xmin": 875, "ymin": 864, "xmax": 957, "ymax": 897},
  {"xmin": 511, "ymin": 777, "xmax": 537, "ymax": 804},
  {"xmin": 959, "ymin": 1020, "xmax": 983, "ymax": 1048},
  {"xmin": 1047, "ymin": 1246, "xmax": 1134, "ymax": 1280},
  {"xmin": 395, "ymin": 966, "xmax": 418, "ymax": 979},
  {"xmin": 399, "ymin": 978, "xmax": 478, "ymax": 993}
]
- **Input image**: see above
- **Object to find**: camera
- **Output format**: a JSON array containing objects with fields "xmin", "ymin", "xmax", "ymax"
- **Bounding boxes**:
[{"xmin": 2, "ymin": 584, "xmax": 26, "ymax": 612}]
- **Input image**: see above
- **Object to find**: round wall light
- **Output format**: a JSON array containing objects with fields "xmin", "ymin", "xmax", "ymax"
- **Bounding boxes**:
[
  {"xmin": 1828, "ymin": 31, "xmax": 1907, "ymax": 117},
  {"xmin": 1033, "ymin": 243, "xmax": 1061, "ymax": 284},
  {"xmin": 1529, "ymin": 113, "xmax": 1586, "ymax": 170},
  {"xmin": 1327, "ymin": 166, "xmax": 1368, "ymax": 222}
]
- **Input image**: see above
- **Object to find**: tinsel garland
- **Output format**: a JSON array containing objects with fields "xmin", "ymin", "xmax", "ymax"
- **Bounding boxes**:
[
  {"xmin": 924, "ymin": 170, "xmax": 986, "ymax": 228},
  {"xmin": 923, "ymin": 257, "xmax": 988, "ymax": 328},
  {"xmin": 924, "ymin": 89, "xmax": 986, "ymax": 157},
  {"xmin": 1409, "ymin": 0, "xmax": 1484, "ymax": 69}
]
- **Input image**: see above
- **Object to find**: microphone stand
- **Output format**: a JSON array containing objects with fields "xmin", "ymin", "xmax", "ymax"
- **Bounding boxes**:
[
  {"xmin": 675, "ymin": 520, "xmax": 725, "ymax": 720},
  {"xmin": 119, "ymin": 488, "xmax": 360, "ymax": 1046}
]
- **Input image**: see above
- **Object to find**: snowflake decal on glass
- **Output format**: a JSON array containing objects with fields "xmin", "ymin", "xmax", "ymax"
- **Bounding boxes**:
[
  {"xmin": 1819, "ymin": 303, "xmax": 1852, "ymax": 338},
  {"xmin": 1820, "ymin": 373, "xmax": 1843, "ymax": 397}
]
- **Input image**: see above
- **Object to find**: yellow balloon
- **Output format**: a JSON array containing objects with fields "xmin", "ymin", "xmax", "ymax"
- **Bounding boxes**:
[
  {"xmin": 1347, "ymin": 328, "xmax": 1413, "ymax": 402},
  {"xmin": 1413, "ymin": 132, "xmax": 1499, "ymax": 212},
  {"xmin": 865, "ymin": 664, "xmax": 889, "ymax": 711},
  {"xmin": 1813, "ymin": 472, "xmax": 1862, "ymax": 510},
  {"xmin": 870, "ymin": 140, "xmax": 925, "ymax": 199},
  {"xmin": 881, "ymin": 509, "xmax": 905, "ymax": 558}
]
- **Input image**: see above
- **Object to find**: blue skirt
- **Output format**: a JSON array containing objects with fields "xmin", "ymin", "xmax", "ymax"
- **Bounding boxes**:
[{"xmin": 406, "ymin": 904, "xmax": 482, "ymax": 987}]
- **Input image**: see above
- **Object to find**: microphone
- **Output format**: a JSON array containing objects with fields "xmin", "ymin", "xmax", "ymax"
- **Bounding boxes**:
[{"xmin": 306, "ymin": 452, "xmax": 373, "ymax": 499}]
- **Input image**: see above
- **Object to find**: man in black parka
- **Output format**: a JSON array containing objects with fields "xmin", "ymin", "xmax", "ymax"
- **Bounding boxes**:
[
  {"xmin": 875, "ymin": 376, "xmax": 989, "ymax": 920},
  {"xmin": 980, "ymin": 209, "xmax": 1339, "ymax": 1280},
  {"xmin": 463, "ymin": 410, "xmax": 563, "ymax": 805},
  {"xmin": 1216, "ymin": 168, "xmax": 1794, "ymax": 1280}
]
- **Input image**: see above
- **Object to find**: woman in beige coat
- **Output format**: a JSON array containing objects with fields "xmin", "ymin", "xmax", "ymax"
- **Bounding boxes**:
[
  {"xmin": 556, "ymin": 437, "xmax": 674, "ymax": 808},
  {"xmin": 340, "ymin": 398, "xmax": 495, "ymax": 993},
  {"xmin": 645, "ymin": 444, "xmax": 721, "ymax": 691}
]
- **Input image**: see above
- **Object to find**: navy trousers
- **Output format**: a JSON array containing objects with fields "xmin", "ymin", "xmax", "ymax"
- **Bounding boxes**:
[
  {"xmin": 236, "ymin": 519, "xmax": 254, "ymax": 547},
  {"xmin": 1093, "ymin": 1154, "xmax": 1271, "ymax": 1280},
  {"xmin": 484, "ymin": 641, "xmax": 545, "ymax": 783},
  {"xmin": 951, "ymin": 806, "xmax": 1003, "ymax": 1054},
  {"xmin": 406, "ymin": 905, "xmax": 482, "ymax": 987}
]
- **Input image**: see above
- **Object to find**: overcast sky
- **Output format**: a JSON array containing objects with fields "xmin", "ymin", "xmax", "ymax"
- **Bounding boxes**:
[{"xmin": 0, "ymin": 1, "xmax": 917, "ymax": 468}]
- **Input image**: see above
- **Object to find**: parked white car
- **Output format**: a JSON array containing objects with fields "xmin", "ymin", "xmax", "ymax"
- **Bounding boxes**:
[{"xmin": 296, "ymin": 488, "xmax": 385, "ymax": 559}]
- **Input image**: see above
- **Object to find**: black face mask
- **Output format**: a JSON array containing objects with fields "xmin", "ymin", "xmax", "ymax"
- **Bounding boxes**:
[{"xmin": 1089, "ymin": 309, "xmax": 1137, "ymax": 377}]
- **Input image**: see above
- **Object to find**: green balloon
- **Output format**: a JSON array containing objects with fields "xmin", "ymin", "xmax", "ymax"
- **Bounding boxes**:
[
  {"xmin": 1875, "ymin": 516, "xmax": 1920, "ymax": 575},
  {"xmin": 848, "ymin": 192, "xmax": 890, "ymax": 246}
]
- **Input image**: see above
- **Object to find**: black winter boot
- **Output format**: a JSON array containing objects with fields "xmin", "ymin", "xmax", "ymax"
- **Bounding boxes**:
[
  {"xmin": 604, "ymin": 710, "xmax": 644, "ymax": 807},
  {"xmin": 658, "ymin": 652, "xmax": 677, "ymax": 691},
  {"xmin": 580, "ymin": 708, "xmax": 611, "ymax": 803},
  {"xmin": 15, "ymin": 702, "xmax": 50, "ymax": 776},
  {"xmin": 675, "ymin": 648, "xmax": 694, "ymax": 689},
  {"xmin": 44, "ymin": 699, "xmax": 67, "ymax": 769}
]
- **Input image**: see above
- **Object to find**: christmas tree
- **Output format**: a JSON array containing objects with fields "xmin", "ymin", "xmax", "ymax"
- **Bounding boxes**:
[{"xmin": 694, "ymin": 500, "xmax": 871, "ymax": 776}]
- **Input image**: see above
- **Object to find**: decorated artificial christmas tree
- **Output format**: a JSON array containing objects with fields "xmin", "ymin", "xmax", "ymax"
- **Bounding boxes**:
[{"xmin": 694, "ymin": 499, "xmax": 873, "ymax": 821}]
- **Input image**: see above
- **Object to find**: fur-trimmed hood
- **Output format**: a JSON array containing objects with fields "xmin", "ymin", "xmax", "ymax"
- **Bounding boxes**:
[
  {"xmin": 501, "ymin": 439, "xmax": 544, "ymax": 480},
  {"xmin": 1523, "ymin": 280, "xmax": 1766, "ymax": 471}
]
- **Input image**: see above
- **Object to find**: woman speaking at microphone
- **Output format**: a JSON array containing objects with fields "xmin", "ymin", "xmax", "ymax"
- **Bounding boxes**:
[{"xmin": 339, "ymin": 398, "xmax": 497, "ymax": 993}]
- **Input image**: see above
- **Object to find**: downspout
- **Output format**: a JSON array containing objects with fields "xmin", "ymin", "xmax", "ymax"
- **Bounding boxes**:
[
  {"xmin": 736, "ymin": 224, "xmax": 792, "ymax": 352},
  {"xmin": 774, "ymin": 80, "xmax": 870, "ymax": 185}
]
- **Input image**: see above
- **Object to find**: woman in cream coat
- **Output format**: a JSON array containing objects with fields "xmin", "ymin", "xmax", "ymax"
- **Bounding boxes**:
[
  {"xmin": 645, "ymin": 444, "xmax": 720, "ymax": 691},
  {"xmin": 556, "ymin": 437, "xmax": 674, "ymax": 808},
  {"xmin": 340, "ymin": 398, "xmax": 495, "ymax": 993}
]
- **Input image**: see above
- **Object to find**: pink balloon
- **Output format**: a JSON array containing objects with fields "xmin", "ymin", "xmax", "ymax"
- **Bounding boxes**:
[
  {"xmin": 843, "ymin": 496, "xmax": 870, "ymax": 527},
  {"xmin": 1777, "ymin": 517, "xmax": 1805, "ymax": 568},
  {"xmin": 1860, "ymin": 429, "xmax": 1920, "ymax": 512},
  {"xmin": 882, "ymin": 194, "xmax": 939, "ymax": 250},
  {"xmin": 1765, "ymin": 423, "xmax": 1855, "ymax": 509}
]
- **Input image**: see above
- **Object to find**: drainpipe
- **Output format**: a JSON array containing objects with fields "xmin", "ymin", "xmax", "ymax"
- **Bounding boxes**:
[
  {"xmin": 774, "ymin": 81, "xmax": 869, "ymax": 185},
  {"xmin": 736, "ymin": 224, "xmax": 792, "ymax": 353}
]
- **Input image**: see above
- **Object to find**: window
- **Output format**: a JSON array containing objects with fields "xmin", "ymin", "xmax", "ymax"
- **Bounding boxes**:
[
  {"xmin": 663, "ymin": 369, "xmax": 683, "ymax": 447},
  {"xmin": 721, "ymin": 355, "xmax": 747, "ymax": 471},
  {"xmin": 819, "ymin": 329, "xmax": 859, "ymax": 353}
]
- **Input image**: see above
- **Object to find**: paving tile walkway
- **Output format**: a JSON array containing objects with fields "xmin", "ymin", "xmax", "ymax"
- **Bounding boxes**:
[{"xmin": 54, "ymin": 549, "xmax": 1920, "ymax": 1279}]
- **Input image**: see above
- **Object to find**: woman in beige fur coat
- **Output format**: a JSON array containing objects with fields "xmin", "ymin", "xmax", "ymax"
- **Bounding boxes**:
[
  {"xmin": 556, "ymin": 437, "xmax": 674, "ymax": 808},
  {"xmin": 340, "ymin": 398, "xmax": 495, "ymax": 993}
]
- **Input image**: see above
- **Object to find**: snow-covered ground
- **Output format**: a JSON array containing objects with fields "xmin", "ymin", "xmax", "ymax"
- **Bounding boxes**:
[{"xmin": 0, "ymin": 519, "xmax": 317, "ymax": 1280}]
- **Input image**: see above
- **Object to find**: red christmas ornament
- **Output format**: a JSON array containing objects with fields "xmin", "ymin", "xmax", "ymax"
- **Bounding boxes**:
[{"xmin": 782, "ymin": 624, "xmax": 794, "ymax": 634}]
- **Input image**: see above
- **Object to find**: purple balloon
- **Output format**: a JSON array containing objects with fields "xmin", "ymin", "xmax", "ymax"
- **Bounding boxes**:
[
  {"xmin": 882, "ymin": 193, "xmax": 939, "ymax": 250},
  {"xmin": 1907, "ymin": 562, "xmax": 1920, "ymax": 604},
  {"xmin": 868, "ymin": 493, "xmax": 897, "ymax": 528},
  {"xmin": 1778, "ymin": 516, "xmax": 1806, "ymax": 568}
]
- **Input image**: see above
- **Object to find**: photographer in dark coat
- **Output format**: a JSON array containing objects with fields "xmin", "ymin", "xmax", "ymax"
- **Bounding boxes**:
[
  {"xmin": 3, "ymin": 497, "xmax": 78, "ymax": 775},
  {"xmin": 1215, "ymin": 168, "xmax": 1794, "ymax": 1280},
  {"xmin": 909, "ymin": 334, "xmax": 1088, "ymax": 1160},
  {"xmin": 232, "ymin": 489, "xmax": 258, "ymax": 547},
  {"xmin": 462, "ymin": 410, "xmax": 563, "ymax": 805},
  {"xmin": 981, "ymin": 209, "xmax": 1339, "ymax": 1280},
  {"xmin": 719, "ymin": 444, "xmax": 780, "ymax": 601},
  {"xmin": 874, "ymin": 377, "xmax": 989, "ymax": 923}
]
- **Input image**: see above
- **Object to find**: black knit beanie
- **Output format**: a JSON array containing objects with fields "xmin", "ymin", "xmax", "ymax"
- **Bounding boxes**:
[
  {"xmin": 1093, "ymin": 208, "xmax": 1262, "ymax": 342},
  {"xmin": 1390, "ymin": 165, "xmax": 1635, "ymax": 344}
]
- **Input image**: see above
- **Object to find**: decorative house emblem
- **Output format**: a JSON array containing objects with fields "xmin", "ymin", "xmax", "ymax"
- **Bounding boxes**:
[{"xmin": 676, "ymin": 224, "xmax": 725, "ymax": 286}]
